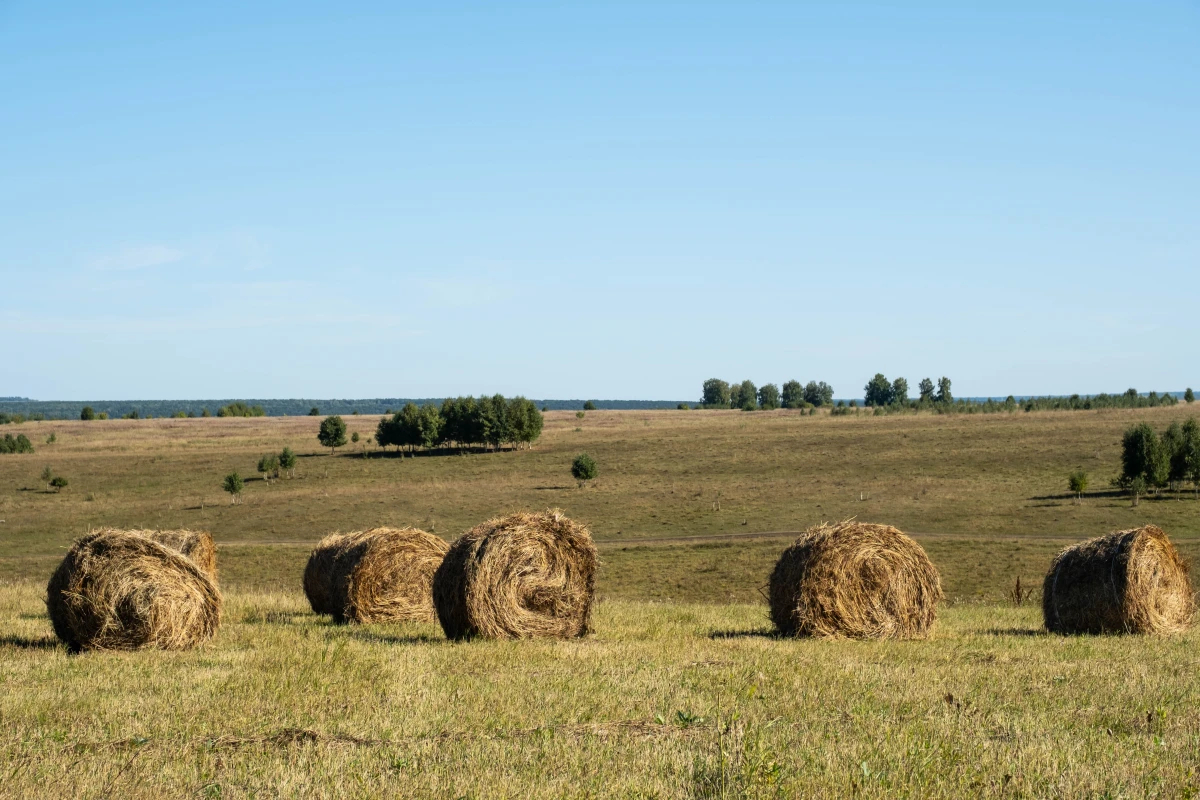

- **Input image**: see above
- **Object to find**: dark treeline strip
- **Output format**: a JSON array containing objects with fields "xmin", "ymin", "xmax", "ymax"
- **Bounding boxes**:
[
  {"xmin": 374, "ymin": 396, "xmax": 544, "ymax": 454},
  {"xmin": 0, "ymin": 398, "xmax": 689, "ymax": 420}
]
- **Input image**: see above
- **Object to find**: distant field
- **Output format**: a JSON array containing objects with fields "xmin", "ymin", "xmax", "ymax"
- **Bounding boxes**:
[{"xmin": 2, "ymin": 405, "xmax": 1199, "ymax": 602}]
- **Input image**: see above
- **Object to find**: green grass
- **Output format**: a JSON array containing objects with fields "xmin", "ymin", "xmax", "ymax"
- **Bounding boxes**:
[{"xmin": 3, "ymin": 585, "xmax": 1199, "ymax": 798}]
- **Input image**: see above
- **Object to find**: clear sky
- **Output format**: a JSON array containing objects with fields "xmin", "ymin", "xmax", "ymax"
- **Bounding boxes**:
[{"xmin": 1, "ymin": 2, "xmax": 1196, "ymax": 401}]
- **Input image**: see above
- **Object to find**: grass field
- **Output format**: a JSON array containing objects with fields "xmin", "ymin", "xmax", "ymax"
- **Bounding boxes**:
[
  {"xmin": 3, "ymin": 587, "xmax": 1199, "ymax": 798},
  {"xmin": 4, "ymin": 407, "xmax": 1200, "ymax": 797},
  {"xmin": 1, "ymin": 405, "xmax": 1198, "ymax": 601}
]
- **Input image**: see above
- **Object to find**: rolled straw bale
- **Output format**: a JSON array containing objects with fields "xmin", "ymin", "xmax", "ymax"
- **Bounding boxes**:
[
  {"xmin": 303, "ymin": 531, "xmax": 371, "ymax": 615},
  {"xmin": 326, "ymin": 527, "xmax": 449, "ymax": 624},
  {"xmin": 45, "ymin": 530, "xmax": 222, "ymax": 651},
  {"xmin": 432, "ymin": 510, "xmax": 598, "ymax": 640},
  {"xmin": 768, "ymin": 521, "xmax": 942, "ymax": 639},
  {"xmin": 106, "ymin": 528, "xmax": 218, "ymax": 583},
  {"xmin": 1043, "ymin": 525, "xmax": 1194, "ymax": 635}
]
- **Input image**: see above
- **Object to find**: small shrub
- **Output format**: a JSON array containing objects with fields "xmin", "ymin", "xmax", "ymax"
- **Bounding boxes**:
[
  {"xmin": 583, "ymin": 401, "xmax": 597, "ymax": 411},
  {"xmin": 309, "ymin": 407, "xmax": 320, "ymax": 416},
  {"xmin": 571, "ymin": 453, "xmax": 598, "ymax": 484},
  {"xmin": 80, "ymin": 406, "xmax": 95, "ymax": 421},
  {"xmin": 49, "ymin": 475, "xmax": 68, "ymax": 492},
  {"xmin": 576, "ymin": 411, "xmax": 585, "ymax": 419}
]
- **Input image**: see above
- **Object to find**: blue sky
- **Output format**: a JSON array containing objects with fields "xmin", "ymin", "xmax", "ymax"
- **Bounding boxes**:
[{"xmin": 1, "ymin": 2, "xmax": 1196, "ymax": 401}]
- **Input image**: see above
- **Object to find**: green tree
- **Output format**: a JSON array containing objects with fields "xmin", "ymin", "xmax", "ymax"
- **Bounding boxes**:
[
  {"xmin": 583, "ymin": 400, "xmax": 597, "ymax": 411},
  {"xmin": 257, "ymin": 453, "xmax": 279, "ymax": 481},
  {"xmin": 223, "ymin": 471, "xmax": 244, "ymax": 503},
  {"xmin": 417, "ymin": 404, "xmax": 442, "ymax": 450},
  {"xmin": 318, "ymin": 415, "xmax": 348, "ymax": 454},
  {"xmin": 936, "ymin": 377, "xmax": 953, "ymax": 404},
  {"xmin": 892, "ymin": 377, "xmax": 909, "ymax": 406},
  {"xmin": 571, "ymin": 452, "xmax": 598, "ymax": 485},
  {"xmin": 781, "ymin": 380, "xmax": 804, "ymax": 409},
  {"xmin": 279, "ymin": 446, "xmax": 297, "ymax": 478},
  {"xmin": 1162, "ymin": 421, "xmax": 1188, "ymax": 489},
  {"xmin": 1182, "ymin": 418, "xmax": 1200, "ymax": 497},
  {"xmin": 701, "ymin": 379, "xmax": 731, "ymax": 408},
  {"xmin": 1186, "ymin": 388, "xmax": 1195, "ymax": 404},
  {"xmin": 864, "ymin": 373, "xmax": 893, "ymax": 407},
  {"xmin": 1121, "ymin": 422, "xmax": 1167, "ymax": 494},
  {"xmin": 506, "ymin": 397, "xmax": 544, "ymax": 450},
  {"xmin": 351, "ymin": 431, "xmax": 360, "ymax": 444},
  {"xmin": 309, "ymin": 407, "xmax": 320, "ymax": 416},
  {"xmin": 918, "ymin": 378, "xmax": 935, "ymax": 402},
  {"xmin": 757, "ymin": 383, "xmax": 780, "ymax": 410},
  {"xmin": 201, "ymin": 408, "xmax": 212, "ymax": 417},
  {"xmin": 731, "ymin": 380, "xmax": 757, "ymax": 411},
  {"xmin": 804, "ymin": 381, "xmax": 833, "ymax": 407},
  {"xmin": 80, "ymin": 406, "xmax": 95, "ymax": 421},
  {"xmin": 1068, "ymin": 469, "xmax": 1089, "ymax": 503},
  {"xmin": 49, "ymin": 475, "xmax": 68, "ymax": 492}
]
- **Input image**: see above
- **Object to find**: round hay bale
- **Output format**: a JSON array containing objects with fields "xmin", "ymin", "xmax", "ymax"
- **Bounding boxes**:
[
  {"xmin": 326, "ymin": 527, "xmax": 449, "ymax": 624},
  {"xmin": 45, "ymin": 530, "xmax": 222, "ymax": 651},
  {"xmin": 768, "ymin": 521, "xmax": 942, "ymax": 639},
  {"xmin": 1043, "ymin": 525, "xmax": 1195, "ymax": 635},
  {"xmin": 105, "ymin": 528, "xmax": 218, "ymax": 583},
  {"xmin": 432, "ymin": 510, "xmax": 598, "ymax": 640},
  {"xmin": 303, "ymin": 531, "xmax": 369, "ymax": 615}
]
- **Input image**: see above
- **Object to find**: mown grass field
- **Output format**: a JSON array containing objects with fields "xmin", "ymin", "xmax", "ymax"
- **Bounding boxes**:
[
  {"xmin": 3, "ymin": 407, "xmax": 1200, "ymax": 797},
  {"xmin": 3, "ymin": 588, "xmax": 1199, "ymax": 798}
]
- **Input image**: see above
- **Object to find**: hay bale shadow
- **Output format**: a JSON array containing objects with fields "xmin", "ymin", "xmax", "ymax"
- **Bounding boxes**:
[
  {"xmin": 981, "ymin": 628, "xmax": 1046, "ymax": 637},
  {"xmin": 708, "ymin": 628, "xmax": 779, "ymax": 640},
  {"xmin": 0, "ymin": 634, "xmax": 61, "ymax": 650},
  {"xmin": 345, "ymin": 630, "xmax": 446, "ymax": 646}
]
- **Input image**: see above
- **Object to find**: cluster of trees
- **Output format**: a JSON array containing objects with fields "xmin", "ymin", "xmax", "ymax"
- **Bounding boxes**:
[
  {"xmin": 1118, "ymin": 418, "xmax": 1200, "ymax": 503},
  {"xmin": 0, "ymin": 412, "xmax": 45, "ymax": 424},
  {"xmin": 218, "ymin": 402, "xmax": 266, "ymax": 417},
  {"xmin": 701, "ymin": 379, "xmax": 834, "ymax": 410},
  {"xmin": 257, "ymin": 446, "xmax": 298, "ymax": 481},
  {"xmin": 373, "ymin": 396, "xmax": 544, "ymax": 454},
  {"xmin": 864, "ymin": 375, "xmax": 954, "ymax": 407},
  {"xmin": 40, "ymin": 465, "xmax": 68, "ymax": 492},
  {"xmin": 0, "ymin": 433, "xmax": 34, "ymax": 454}
]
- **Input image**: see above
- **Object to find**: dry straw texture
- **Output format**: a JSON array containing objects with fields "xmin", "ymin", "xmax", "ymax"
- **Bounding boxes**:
[
  {"xmin": 327, "ymin": 527, "xmax": 449, "ymax": 623},
  {"xmin": 303, "ymin": 531, "xmax": 369, "ymax": 615},
  {"xmin": 769, "ymin": 521, "xmax": 943, "ymax": 639},
  {"xmin": 100, "ymin": 528, "xmax": 218, "ymax": 583},
  {"xmin": 433, "ymin": 510, "xmax": 598, "ymax": 640},
  {"xmin": 1043, "ymin": 525, "xmax": 1195, "ymax": 635},
  {"xmin": 45, "ymin": 530, "xmax": 222, "ymax": 651}
]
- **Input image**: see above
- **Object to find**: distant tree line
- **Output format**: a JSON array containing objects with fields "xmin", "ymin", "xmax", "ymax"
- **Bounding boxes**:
[
  {"xmin": 217, "ymin": 402, "xmax": 266, "ymax": 417},
  {"xmin": 1117, "ymin": 418, "xmax": 1200, "ymax": 504},
  {"xmin": 701, "ymin": 378, "xmax": 834, "ymax": 411},
  {"xmin": 0, "ymin": 412, "xmax": 45, "ymax": 424},
  {"xmin": 373, "ymin": 395, "xmax": 544, "ymax": 454}
]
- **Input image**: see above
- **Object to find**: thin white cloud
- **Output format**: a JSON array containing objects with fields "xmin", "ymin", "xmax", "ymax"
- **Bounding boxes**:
[{"xmin": 91, "ymin": 244, "xmax": 185, "ymax": 271}]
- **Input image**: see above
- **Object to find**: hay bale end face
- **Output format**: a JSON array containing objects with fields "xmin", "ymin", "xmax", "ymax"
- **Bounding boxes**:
[
  {"xmin": 303, "ymin": 531, "xmax": 366, "ymax": 615},
  {"xmin": 433, "ymin": 510, "xmax": 598, "ymax": 640},
  {"xmin": 45, "ymin": 530, "xmax": 222, "ymax": 651},
  {"xmin": 328, "ymin": 527, "xmax": 449, "ymax": 624},
  {"xmin": 1043, "ymin": 525, "xmax": 1195, "ymax": 635},
  {"xmin": 768, "ymin": 521, "xmax": 942, "ymax": 639}
]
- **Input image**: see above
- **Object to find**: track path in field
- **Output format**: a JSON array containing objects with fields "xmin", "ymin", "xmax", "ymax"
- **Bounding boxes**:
[{"xmin": 217, "ymin": 529, "xmax": 1087, "ymax": 548}]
